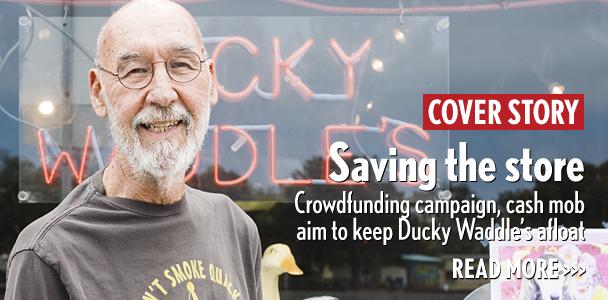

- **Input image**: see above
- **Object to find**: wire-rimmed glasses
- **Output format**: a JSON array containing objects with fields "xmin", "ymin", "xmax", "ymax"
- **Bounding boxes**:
[{"xmin": 98, "ymin": 50, "xmax": 207, "ymax": 90}]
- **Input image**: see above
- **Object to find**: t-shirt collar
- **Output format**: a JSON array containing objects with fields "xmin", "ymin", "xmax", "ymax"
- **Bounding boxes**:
[{"xmin": 90, "ymin": 169, "xmax": 188, "ymax": 216}]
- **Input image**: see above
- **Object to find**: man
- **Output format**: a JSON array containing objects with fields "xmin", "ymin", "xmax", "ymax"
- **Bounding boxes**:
[{"xmin": 4, "ymin": 0, "xmax": 262, "ymax": 299}]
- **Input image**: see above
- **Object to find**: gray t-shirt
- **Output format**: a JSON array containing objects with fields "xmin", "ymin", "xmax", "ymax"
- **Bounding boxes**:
[{"xmin": 4, "ymin": 170, "xmax": 262, "ymax": 300}]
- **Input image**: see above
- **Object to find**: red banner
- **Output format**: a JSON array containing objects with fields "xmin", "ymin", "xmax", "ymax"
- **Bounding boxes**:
[{"xmin": 423, "ymin": 94, "xmax": 584, "ymax": 130}]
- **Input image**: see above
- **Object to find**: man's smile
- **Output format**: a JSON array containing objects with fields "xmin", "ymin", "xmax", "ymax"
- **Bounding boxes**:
[
  {"xmin": 139, "ymin": 119, "xmax": 185, "ymax": 133},
  {"xmin": 138, "ymin": 119, "xmax": 187, "ymax": 141}
]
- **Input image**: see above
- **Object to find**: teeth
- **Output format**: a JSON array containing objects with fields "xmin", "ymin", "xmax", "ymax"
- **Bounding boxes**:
[
  {"xmin": 150, "ymin": 120, "xmax": 178, "ymax": 127},
  {"xmin": 145, "ymin": 120, "xmax": 180, "ymax": 133}
]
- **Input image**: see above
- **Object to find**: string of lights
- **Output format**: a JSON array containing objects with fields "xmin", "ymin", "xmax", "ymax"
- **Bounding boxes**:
[
  {"xmin": 0, "ymin": 0, "xmax": 605, "ymax": 13},
  {"xmin": 0, "ymin": 0, "xmax": 217, "ymax": 6},
  {"xmin": 276, "ymin": 0, "xmax": 608, "ymax": 14}
]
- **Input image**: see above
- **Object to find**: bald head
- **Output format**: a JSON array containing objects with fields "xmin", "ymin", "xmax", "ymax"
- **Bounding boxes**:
[{"xmin": 96, "ymin": 0, "xmax": 204, "ymax": 66}]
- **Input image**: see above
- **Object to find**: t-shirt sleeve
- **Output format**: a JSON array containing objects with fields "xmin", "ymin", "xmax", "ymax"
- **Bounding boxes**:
[
  {"xmin": 4, "ymin": 250, "xmax": 69, "ymax": 300},
  {"xmin": 245, "ymin": 214, "xmax": 263, "ymax": 300},
  {"xmin": 253, "ymin": 233, "xmax": 262, "ymax": 300}
]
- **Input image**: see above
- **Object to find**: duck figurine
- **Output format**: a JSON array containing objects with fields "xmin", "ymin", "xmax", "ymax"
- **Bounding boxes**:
[{"xmin": 261, "ymin": 244, "xmax": 338, "ymax": 300}]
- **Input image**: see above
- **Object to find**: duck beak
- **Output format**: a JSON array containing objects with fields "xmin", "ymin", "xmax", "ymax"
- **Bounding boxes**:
[{"xmin": 281, "ymin": 256, "xmax": 303, "ymax": 276}]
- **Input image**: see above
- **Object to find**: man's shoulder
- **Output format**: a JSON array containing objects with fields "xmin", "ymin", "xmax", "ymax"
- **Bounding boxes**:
[
  {"xmin": 8, "ymin": 177, "xmax": 97, "ymax": 265},
  {"xmin": 186, "ymin": 187, "xmax": 258, "ymax": 231}
]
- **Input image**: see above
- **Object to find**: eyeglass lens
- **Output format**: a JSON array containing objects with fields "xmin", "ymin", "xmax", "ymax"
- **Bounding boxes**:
[{"xmin": 116, "ymin": 51, "xmax": 203, "ymax": 89}]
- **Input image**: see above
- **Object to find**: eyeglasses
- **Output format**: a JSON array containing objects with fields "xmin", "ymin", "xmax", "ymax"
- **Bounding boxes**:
[{"xmin": 98, "ymin": 50, "xmax": 207, "ymax": 90}]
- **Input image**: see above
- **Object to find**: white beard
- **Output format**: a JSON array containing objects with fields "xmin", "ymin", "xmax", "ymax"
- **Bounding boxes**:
[{"xmin": 103, "ymin": 91, "xmax": 209, "ymax": 182}]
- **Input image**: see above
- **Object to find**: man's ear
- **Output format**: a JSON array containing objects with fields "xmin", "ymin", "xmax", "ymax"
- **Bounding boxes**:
[
  {"xmin": 88, "ymin": 68, "xmax": 108, "ymax": 118},
  {"xmin": 208, "ymin": 60, "xmax": 218, "ymax": 106}
]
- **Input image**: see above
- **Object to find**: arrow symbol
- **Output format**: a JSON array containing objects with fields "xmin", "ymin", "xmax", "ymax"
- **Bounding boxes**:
[
  {"xmin": 563, "ymin": 265, "xmax": 571, "ymax": 276},
  {"xmin": 579, "ymin": 266, "xmax": 586, "ymax": 276}
]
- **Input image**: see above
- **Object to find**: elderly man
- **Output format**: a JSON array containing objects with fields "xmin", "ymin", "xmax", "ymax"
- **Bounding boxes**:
[{"xmin": 4, "ymin": 0, "xmax": 262, "ymax": 299}]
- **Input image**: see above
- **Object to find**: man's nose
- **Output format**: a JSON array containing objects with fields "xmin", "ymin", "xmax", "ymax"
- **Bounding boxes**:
[{"xmin": 145, "ymin": 62, "xmax": 178, "ymax": 107}]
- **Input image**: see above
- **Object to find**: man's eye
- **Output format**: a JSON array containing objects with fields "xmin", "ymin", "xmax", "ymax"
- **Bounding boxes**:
[
  {"xmin": 171, "ymin": 61, "xmax": 195, "ymax": 70},
  {"xmin": 129, "ymin": 68, "xmax": 148, "ymax": 74},
  {"xmin": 122, "ymin": 68, "xmax": 149, "ymax": 78}
]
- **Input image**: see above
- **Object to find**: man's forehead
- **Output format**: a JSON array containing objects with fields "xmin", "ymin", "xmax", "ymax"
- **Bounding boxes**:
[
  {"xmin": 98, "ymin": 0, "xmax": 202, "ymax": 63},
  {"xmin": 101, "ymin": 29, "xmax": 202, "ymax": 63}
]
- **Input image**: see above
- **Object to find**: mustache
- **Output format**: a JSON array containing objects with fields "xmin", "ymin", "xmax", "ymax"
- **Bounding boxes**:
[{"xmin": 131, "ymin": 103, "xmax": 194, "ymax": 130}]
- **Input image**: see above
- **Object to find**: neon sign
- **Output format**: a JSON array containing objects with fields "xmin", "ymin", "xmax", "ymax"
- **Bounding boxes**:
[
  {"xmin": 209, "ymin": 36, "xmax": 372, "ymax": 102},
  {"xmin": 36, "ymin": 117, "xmax": 430, "ymax": 186},
  {"xmin": 19, "ymin": 16, "xmax": 449, "ymax": 202}
]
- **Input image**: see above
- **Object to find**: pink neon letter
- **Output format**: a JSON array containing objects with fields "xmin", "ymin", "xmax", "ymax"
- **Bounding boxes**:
[
  {"xmin": 214, "ymin": 126, "xmax": 258, "ymax": 186},
  {"xmin": 272, "ymin": 37, "xmax": 315, "ymax": 100},
  {"xmin": 388, "ymin": 123, "xmax": 431, "ymax": 187},
  {"xmin": 269, "ymin": 125, "xmax": 312, "ymax": 185},
  {"xmin": 329, "ymin": 38, "xmax": 372, "ymax": 100},
  {"xmin": 211, "ymin": 37, "xmax": 260, "ymax": 102},
  {"xmin": 37, "ymin": 127, "xmax": 92, "ymax": 184}
]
